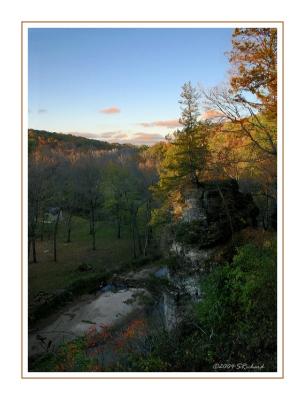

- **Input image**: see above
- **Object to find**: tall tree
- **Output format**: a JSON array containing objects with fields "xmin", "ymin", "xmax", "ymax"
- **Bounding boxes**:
[
  {"xmin": 160, "ymin": 82, "xmax": 209, "ymax": 192},
  {"xmin": 104, "ymin": 161, "xmax": 129, "ymax": 240},
  {"xmin": 75, "ymin": 154, "xmax": 104, "ymax": 250},
  {"xmin": 28, "ymin": 153, "xmax": 54, "ymax": 263},
  {"xmin": 60, "ymin": 160, "xmax": 80, "ymax": 243}
]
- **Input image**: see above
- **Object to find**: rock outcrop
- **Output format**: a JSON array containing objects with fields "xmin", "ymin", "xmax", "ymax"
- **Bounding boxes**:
[
  {"xmin": 170, "ymin": 179, "xmax": 259, "ymax": 267},
  {"xmin": 178, "ymin": 179, "xmax": 258, "ymax": 246}
]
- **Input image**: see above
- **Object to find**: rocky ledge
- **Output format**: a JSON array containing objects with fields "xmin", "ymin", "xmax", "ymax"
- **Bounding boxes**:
[{"xmin": 168, "ymin": 179, "xmax": 259, "ymax": 266}]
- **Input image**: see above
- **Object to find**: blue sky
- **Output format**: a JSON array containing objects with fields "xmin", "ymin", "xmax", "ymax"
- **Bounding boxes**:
[{"xmin": 28, "ymin": 28, "xmax": 233, "ymax": 145}]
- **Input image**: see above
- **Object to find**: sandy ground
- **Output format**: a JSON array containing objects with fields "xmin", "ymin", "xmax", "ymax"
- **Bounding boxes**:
[{"xmin": 28, "ymin": 288, "xmax": 146, "ymax": 358}]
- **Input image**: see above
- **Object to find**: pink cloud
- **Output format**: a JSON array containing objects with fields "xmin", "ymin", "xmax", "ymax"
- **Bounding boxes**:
[
  {"xmin": 100, "ymin": 106, "xmax": 121, "ymax": 114},
  {"xmin": 99, "ymin": 132, "xmax": 129, "ymax": 140},
  {"xmin": 68, "ymin": 132, "xmax": 104, "ymax": 140},
  {"xmin": 202, "ymin": 109, "xmax": 224, "ymax": 120},
  {"xmin": 68, "ymin": 131, "xmax": 126, "ymax": 140},
  {"xmin": 67, "ymin": 131, "xmax": 164, "ymax": 146},
  {"xmin": 125, "ymin": 133, "xmax": 165, "ymax": 145},
  {"xmin": 139, "ymin": 119, "xmax": 181, "ymax": 129}
]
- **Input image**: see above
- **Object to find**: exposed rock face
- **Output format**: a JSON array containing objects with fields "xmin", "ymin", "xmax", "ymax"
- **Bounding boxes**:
[
  {"xmin": 171, "ymin": 240, "xmax": 232, "ymax": 269},
  {"xmin": 152, "ymin": 265, "xmax": 202, "ymax": 331},
  {"xmin": 179, "ymin": 179, "xmax": 259, "ymax": 249},
  {"xmin": 167, "ymin": 179, "xmax": 259, "ymax": 271},
  {"xmin": 182, "ymin": 187, "xmax": 207, "ymax": 223}
]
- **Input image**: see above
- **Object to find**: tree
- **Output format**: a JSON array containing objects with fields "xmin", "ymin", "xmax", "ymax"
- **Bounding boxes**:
[
  {"xmin": 60, "ymin": 160, "xmax": 81, "ymax": 243},
  {"xmin": 75, "ymin": 154, "xmax": 104, "ymax": 250},
  {"xmin": 228, "ymin": 28, "xmax": 277, "ymax": 119},
  {"xmin": 47, "ymin": 155, "xmax": 80, "ymax": 261},
  {"xmin": 174, "ymin": 82, "xmax": 207, "ymax": 187},
  {"xmin": 104, "ymin": 161, "xmax": 129, "ymax": 240},
  {"xmin": 202, "ymin": 29, "xmax": 277, "ymax": 159},
  {"xmin": 159, "ymin": 82, "xmax": 209, "ymax": 194},
  {"xmin": 202, "ymin": 86, "xmax": 277, "ymax": 158},
  {"xmin": 28, "ymin": 153, "xmax": 54, "ymax": 262},
  {"xmin": 121, "ymin": 157, "xmax": 149, "ymax": 259},
  {"xmin": 179, "ymin": 81, "xmax": 201, "ymax": 130},
  {"xmin": 151, "ymin": 83, "xmax": 211, "ymax": 225}
]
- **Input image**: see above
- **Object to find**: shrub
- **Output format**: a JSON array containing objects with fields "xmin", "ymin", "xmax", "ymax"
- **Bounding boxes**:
[
  {"xmin": 30, "ymin": 338, "xmax": 101, "ymax": 372},
  {"xmin": 195, "ymin": 241, "xmax": 277, "ymax": 371}
]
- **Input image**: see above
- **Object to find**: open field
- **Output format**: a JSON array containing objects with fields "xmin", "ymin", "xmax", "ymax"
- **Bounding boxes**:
[{"xmin": 28, "ymin": 217, "xmax": 134, "ymax": 304}]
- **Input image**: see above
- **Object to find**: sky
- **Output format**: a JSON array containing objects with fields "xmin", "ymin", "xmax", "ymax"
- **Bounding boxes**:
[{"xmin": 28, "ymin": 28, "xmax": 233, "ymax": 145}]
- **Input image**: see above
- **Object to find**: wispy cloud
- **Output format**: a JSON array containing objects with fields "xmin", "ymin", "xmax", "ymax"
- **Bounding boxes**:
[
  {"xmin": 97, "ymin": 131, "xmax": 128, "ymax": 140},
  {"xmin": 38, "ymin": 109, "xmax": 48, "ymax": 114},
  {"xmin": 100, "ymin": 106, "xmax": 121, "ymax": 114},
  {"xmin": 68, "ymin": 131, "xmax": 128, "ymax": 141},
  {"xmin": 124, "ymin": 132, "xmax": 164, "ymax": 145},
  {"xmin": 68, "ymin": 132, "xmax": 104, "ymax": 140},
  {"xmin": 67, "ymin": 131, "xmax": 164, "ymax": 145},
  {"xmin": 139, "ymin": 119, "xmax": 181, "ymax": 129}
]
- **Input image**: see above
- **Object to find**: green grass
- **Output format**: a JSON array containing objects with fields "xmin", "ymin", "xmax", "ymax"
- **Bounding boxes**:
[{"xmin": 28, "ymin": 216, "xmax": 134, "ymax": 304}]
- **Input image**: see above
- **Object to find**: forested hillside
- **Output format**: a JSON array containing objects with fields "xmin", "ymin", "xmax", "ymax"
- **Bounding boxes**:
[{"xmin": 28, "ymin": 129, "xmax": 138, "ymax": 154}]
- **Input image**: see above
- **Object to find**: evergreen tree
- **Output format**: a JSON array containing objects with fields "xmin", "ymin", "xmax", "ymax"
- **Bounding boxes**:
[{"xmin": 160, "ymin": 82, "xmax": 209, "ymax": 191}]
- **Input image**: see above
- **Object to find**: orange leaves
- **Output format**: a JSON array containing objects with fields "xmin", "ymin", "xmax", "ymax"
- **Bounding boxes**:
[
  {"xmin": 114, "ymin": 319, "xmax": 147, "ymax": 351},
  {"xmin": 228, "ymin": 28, "xmax": 277, "ymax": 115},
  {"xmin": 122, "ymin": 319, "xmax": 147, "ymax": 339},
  {"xmin": 84, "ymin": 319, "xmax": 147, "ymax": 354},
  {"xmin": 85, "ymin": 324, "xmax": 112, "ymax": 348}
]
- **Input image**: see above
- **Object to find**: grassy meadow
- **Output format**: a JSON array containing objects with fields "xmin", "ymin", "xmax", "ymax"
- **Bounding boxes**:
[{"xmin": 28, "ymin": 216, "xmax": 134, "ymax": 309}]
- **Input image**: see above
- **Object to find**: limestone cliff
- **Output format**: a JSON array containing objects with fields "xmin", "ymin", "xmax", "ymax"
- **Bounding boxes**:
[{"xmin": 169, "ymin": 179, "xmax": 259, "ymax": 265}]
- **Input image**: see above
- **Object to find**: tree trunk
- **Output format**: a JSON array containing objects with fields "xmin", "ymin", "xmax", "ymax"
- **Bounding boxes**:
[
  {"xmin": 117, "ymin": 213, "xmax": 121, "ymax": 239},
  {"xmin": 91, "ymin": 207, "xmax": 96, "ymax": 250},
  {"xmin": 216, "ymin": 184, "xmax": 234, "ymax": 238},
  {"xmin": 89, "ymin": 218, "xmax": 93, "ymax": 235},
  {"xmin": 134, "ymin": 218, "xmax": 143, "ymax": 255},
  {"xmin": 53, "ymin": 209, "xmax": 61, "ymax": 262},
  {"xmin": 32, "ymin": 238, "xmax": 37, "ymax": 263},
  {"xmin": 265, "ymin": 188, "xmax": 269, "ymax": 230},
  {"xmin": 28, "ymin": 239, "xmax": 31, "ymax": 260},
  {"xmin": 143, "ymin": 232, "xmax": 148, "ymax": 257},
  {"xmin": 40, "ymin": 216, "xmax": 45, "ymax": 241},
  {"xmin": 66, "ymin": 212, "xmax": 72, "ymax": 243},
  {"xmin": 132, "ymin": 207, "xmax": 142, "ymax": 256},
  {"xmin": 143, "ymin": 225, "xmax": 153, "ymax": 257},
  {"xmin": 131, "ymin": 218, "xmax": 137, "ymax": 259},
  {"xmin": 143, "ymin": 200, "xmax": 151, "ymax": 256}
]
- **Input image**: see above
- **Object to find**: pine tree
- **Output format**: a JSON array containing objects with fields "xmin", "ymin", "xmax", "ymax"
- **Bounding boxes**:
[{"xmin": 161, "ymin": 82, "xmax": 208, "ymax": 190}]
